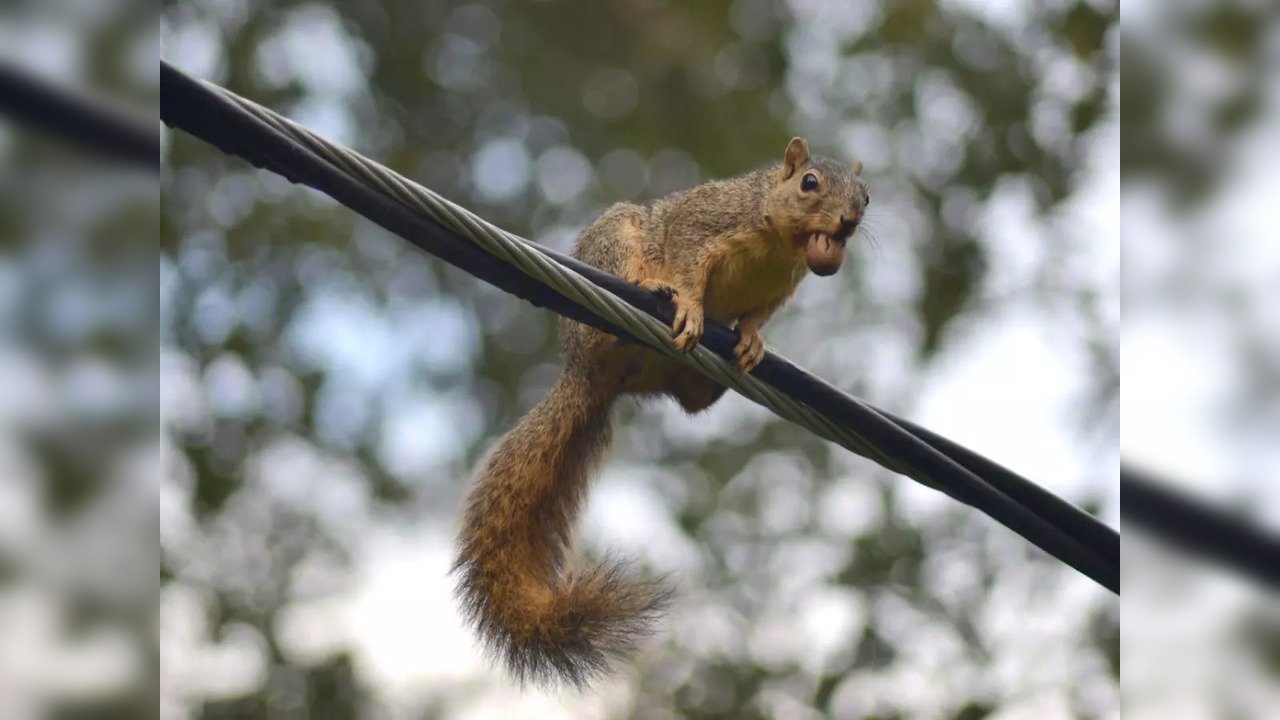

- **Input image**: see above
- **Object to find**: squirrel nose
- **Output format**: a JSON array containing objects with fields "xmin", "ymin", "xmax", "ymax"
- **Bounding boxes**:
[{"xmin": 837, "ymin": 216, "xmax": 858, "ymax": 237}]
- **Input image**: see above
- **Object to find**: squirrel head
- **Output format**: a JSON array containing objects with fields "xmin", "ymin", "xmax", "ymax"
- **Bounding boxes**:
[{"xmin": 764, "ymin": 137, "xmax": 869, "ymax": 276}]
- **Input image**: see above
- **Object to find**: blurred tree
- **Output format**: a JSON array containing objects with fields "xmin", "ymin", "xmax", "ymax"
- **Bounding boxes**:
[
  {"xmin": 1121, "ymin": 0, "xmax": 1279, "ymax": 451},
  {"xmin": 1, "ymin": 3, "xmax": 157, "ymax": 720},
  {"xmin": 1118, "ymin": 3, "xmax": 1280, "ymax": 714}
]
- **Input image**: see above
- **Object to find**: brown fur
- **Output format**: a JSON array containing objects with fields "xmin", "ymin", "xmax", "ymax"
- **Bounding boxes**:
[{"xmin": 453, "ymin": 138, "xmax": 868, "ymax": 688}]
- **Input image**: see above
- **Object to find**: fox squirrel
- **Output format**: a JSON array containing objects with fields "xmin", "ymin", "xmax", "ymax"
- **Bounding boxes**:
[{"xmin": 453, "ymin": 137, "xmax": 869, "ymax": 688}]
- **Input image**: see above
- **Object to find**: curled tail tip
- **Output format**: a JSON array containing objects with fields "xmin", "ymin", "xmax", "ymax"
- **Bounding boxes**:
[{"xmin": 454, "ymin": 556, "xmax": 674, "ymax": 689}]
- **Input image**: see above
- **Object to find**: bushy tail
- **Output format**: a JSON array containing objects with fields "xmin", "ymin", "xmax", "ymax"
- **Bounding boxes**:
[{"xmin": 452, "ymin": 370, "xmax": 672, "ymax": 688}]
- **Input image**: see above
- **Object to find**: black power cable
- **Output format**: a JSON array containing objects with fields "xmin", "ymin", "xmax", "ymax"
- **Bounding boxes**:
[
  {"xmin": 1122, "ymin": 466, "xmax": 1280, "ymax": 590},
  {"xmin": 158, "ymin": 59, "xmax": 1119, "ymax": 594},
  {"xmin": 0, "ymin": 62, "xmax": 157, "ymax": 171}
]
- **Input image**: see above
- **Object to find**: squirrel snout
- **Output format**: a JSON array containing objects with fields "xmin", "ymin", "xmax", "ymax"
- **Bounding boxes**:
[{"xmin": 836, "ymin": 215, "xmax": 859, "ymax": 241}]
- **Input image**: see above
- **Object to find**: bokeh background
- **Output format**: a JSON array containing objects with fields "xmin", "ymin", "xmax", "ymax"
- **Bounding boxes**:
[
  {"xmin": 0, "ymin": 0, "xmax": 1265, "ymax": 718},
  {"xmin": 1120, "ymin": 1, "xmax": 1280, "ymax": 719},
  {"xmin": 1, "ymin": 2, "xmax": 158, "ymax": 719}
]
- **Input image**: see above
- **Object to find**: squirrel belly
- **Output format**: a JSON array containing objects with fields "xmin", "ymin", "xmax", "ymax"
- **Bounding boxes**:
[{"xmin": 452, "ymin": 366, "xmax": 672, "ymax": 688}]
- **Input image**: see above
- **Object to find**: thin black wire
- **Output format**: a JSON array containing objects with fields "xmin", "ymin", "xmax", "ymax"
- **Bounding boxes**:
[
  {"xmin": 886, "ymin": 413, "xmax": 1118, "ymax": 562},
  {"xmin": 1122, "ymin": 466, "xmax": 1280, "ymax": 590},
  {"xmin": 159, "ymin": 60, "xmax": 1119, "ymax": 594},
  {"xmin": 0, "ymin": 61, "xmax": 157, "ymax": 171}
]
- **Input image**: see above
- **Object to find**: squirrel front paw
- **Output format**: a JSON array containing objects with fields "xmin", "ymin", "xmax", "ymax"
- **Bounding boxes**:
[
  {"xmin": 671, "ymin": 298, "xmax": 704, "ymax": 352},
  {"xmin": 734, "ymin": 326, "xmax": 766, "ymax": 372},
  {"xmin": 635, "ymin": 278, "xmax": 703, "ymax": 352},
  {"xmin": 636, "ymin": 278, "xmax": 678, "ymax": 301}
]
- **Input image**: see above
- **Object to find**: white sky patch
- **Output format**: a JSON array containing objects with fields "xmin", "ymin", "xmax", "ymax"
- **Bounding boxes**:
[
  {"xmin": 1121, "ymin": 94, "xmax": 1280, "ymax": 504},
  {"xmin": 344, "ymin": 526, "xmax": 635, "ymax": 718},
  {"xmin": 345, "ymin": 528, "xmax": 484, "ymax": 693},
  {"xmin": 913, "ymin": 305, "xmax": 1090, "ymax": 506},
  {"xmin": 912, "ymin": 118, "xmax": 1121, "ymax": 519},
  {"xmin": 582, "ymin": 466, "xmax": 704, "ymax": 573}
]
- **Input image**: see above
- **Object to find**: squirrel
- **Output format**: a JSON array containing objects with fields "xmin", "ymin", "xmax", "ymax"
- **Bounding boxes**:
[{"xmin": 452, "ymin": 137, "xmax": 869, "ymax": 688}]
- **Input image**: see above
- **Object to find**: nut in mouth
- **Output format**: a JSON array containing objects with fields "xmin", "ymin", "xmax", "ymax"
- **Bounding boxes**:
[{"xmin": 805, "ymin": 231, "xmax": 845, "ymax": 276}]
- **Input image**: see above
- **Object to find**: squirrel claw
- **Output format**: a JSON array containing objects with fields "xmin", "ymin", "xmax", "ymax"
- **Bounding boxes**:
[
  {"xmin": 674, "ymin": 327, "xmax": 702, "ymax": 352},
  {"xmin": 734, "ymin": 328, "xmax": 766, "ymax": 372},
  {"xmin": 636, "ymin": 279, "xmax": 678, "ymax": 301},
  {"xmin": 671, "ymin": 303, "xmax": 704, "ymax": 352}
]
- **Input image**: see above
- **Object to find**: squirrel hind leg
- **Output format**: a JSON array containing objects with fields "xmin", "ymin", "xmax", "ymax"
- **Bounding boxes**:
[{"xmin": 668, "ymin": 365, "xmax": 728, "ymax": 413}]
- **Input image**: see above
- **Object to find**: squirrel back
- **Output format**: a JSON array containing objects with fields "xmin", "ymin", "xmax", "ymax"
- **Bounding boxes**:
[{"xmin": 453, "ymin": 137, "xmax": 868, "ymax": 689}]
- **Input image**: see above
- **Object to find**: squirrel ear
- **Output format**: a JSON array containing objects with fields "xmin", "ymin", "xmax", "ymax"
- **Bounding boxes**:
[
  {"xmin": 783, "ymin": 137, "xmax": 810, "ymax": 178},
  {"xmin": 853, "ymin": 159, "xmax": 863, "ymax": 176}
]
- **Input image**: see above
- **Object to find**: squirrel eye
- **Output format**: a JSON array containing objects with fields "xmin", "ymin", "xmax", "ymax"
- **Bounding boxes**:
[
  {"xmin": 865, "ymin": 193, "xmax": 870, "ymax": 206},
  {"xmin": 801, "ymin": 173, "xmax": 819, "ymax": 192}
]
